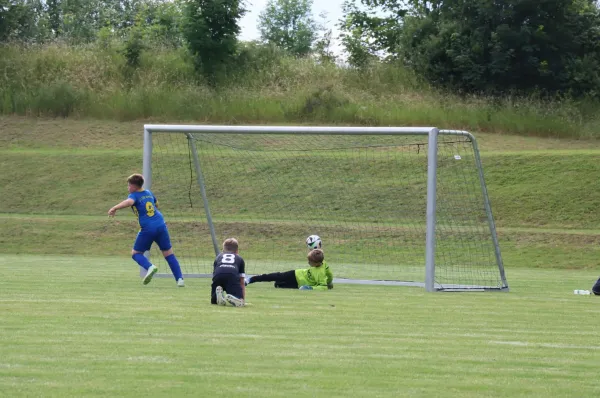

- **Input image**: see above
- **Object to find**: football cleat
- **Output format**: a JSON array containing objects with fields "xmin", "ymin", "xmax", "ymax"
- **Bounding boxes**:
[
  {"xmin": 143, "ymin": 264, "xmax": 158, "ymax": 285},
  {"xmin": 215, "ymin": 286, "xmax": 227, "ymax": 306},
  {"xmin": 225, "ymin": 294, "xmax": 245, "ymax": 307}
]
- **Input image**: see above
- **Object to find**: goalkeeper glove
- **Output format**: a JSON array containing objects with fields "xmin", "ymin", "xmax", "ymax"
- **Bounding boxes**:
[{"xmin": 299, "ymin": 285, "xmax": 313, "ymax": 290}]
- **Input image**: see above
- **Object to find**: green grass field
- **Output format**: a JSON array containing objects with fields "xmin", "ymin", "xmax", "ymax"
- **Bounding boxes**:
[
  {"xmin": 1, "ymin": 116, "xmax": 600, "ymax": 396},
  {"xmin": 1, "ymin": 255, "xmax": 599, "ymax": 397}
]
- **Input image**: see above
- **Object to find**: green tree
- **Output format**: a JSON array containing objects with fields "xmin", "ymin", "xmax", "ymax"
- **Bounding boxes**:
[
  {"xmin": 45, "ymin": 0, "xmax": 149, "ymax": 43},
  {"xmin": 258, "ymin": 0, "xmax": 317, "ymax": 57},
  {"xmin": 60, "ymin": 0, "xmax": 101, "ymax": 43},
  {"xmin": 141, "ymin": 0, "xmax": 185, "ymax": 47},
  {"xmin": 0, "ymin": 0, "xmax": 44, "ymax": 41},
  {"xmin": 313, "ymin": 12, "xmax": 336, "ymax": 64},
  {"xmin": 339, "ymin": 0, "xmax": 407, "ymax": 67},
  {"xmin": 183, "ymin": 0, "xmax": 246, "ymax": 85},
  {"xmin": 46, "ymin": 0, "xmax": 61, "ymax": 37},
  {"xmin": 398, "ymin": 0, "xmax": 600, "ymax": 96}
]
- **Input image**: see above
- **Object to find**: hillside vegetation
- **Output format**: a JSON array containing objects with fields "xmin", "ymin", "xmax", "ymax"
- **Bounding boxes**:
[{"xmin": 2, "ymin": 43, "xmax": 600, "ymax": 139}]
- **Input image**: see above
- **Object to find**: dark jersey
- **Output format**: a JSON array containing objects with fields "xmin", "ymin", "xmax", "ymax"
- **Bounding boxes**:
[{"xmin": 213, "ymin": 252, "xmax": 246, "ymax": 277}]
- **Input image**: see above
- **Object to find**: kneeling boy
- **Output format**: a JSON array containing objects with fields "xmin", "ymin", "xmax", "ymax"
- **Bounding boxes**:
[{"xmin": 211, "ymin": 238, "xmax": 246, "ymax": 307}]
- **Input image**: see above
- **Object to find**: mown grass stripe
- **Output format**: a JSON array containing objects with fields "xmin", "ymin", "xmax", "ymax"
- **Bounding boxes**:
[{"xmin": 1, "ymin": 213, "xmax": 599, "ymax": 235}]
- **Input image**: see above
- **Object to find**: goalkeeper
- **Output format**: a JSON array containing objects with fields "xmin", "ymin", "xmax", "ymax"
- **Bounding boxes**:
[{"xmin": 245, "ymin": 249, "xmax": 333, "ymax": 290}]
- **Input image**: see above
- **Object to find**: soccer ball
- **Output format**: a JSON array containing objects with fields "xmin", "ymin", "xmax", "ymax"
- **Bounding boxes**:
[{"xmin": 306, "ymin": 234, "xmax": 322, "ymax": 250}]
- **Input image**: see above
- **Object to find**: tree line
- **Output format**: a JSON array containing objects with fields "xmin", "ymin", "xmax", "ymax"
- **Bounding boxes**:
[{"xmin": 2, "ymin": 0, "xmax": 600, "ymax": 96}]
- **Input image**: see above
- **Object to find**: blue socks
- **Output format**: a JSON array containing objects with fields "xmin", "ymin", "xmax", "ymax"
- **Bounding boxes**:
[
  {"xmin": 132, "ymin": 253, "xmax": 183, "ymax": 281},
  {"xmin": 132, "ymin": 253, "xmax": 152, "ymax": 270},
  {"xmin": 165, "ymin": 254, "xmax": 183, "ymax": 281}
]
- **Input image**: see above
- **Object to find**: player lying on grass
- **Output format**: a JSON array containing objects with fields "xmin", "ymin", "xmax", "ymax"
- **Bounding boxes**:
[
  {"xmin": 108, "ymin": 173, "xmax": 184, "ymax": 287},
  {"xmin": 245, "ymin": 248, "xmax": 333, "ymax": 290},
  {"xmin": 592, "ymin": 277, "xmax": 600, "ymax": 296},
  {"xmin": 212, "ymin": 238, "xmax": 247, "ymax": 307}
]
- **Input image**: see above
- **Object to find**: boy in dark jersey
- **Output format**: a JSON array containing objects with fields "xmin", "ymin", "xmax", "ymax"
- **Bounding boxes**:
[
  {"xmin": 212, "ymin": 238, "xmax": 246, "ymax": 307},
  {"xmin": 108, "ymin": 173, "xmax": 184, "ymax": 287}
]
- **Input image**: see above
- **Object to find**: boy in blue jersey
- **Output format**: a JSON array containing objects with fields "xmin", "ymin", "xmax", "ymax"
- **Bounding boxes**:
[{"xmin": 108, "ymin": 173, "xmax": 184, "ymax": 287}]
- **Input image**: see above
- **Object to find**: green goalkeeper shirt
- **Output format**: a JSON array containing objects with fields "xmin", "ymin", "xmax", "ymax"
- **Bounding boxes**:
[{"xmin": 294, "ymin": 261, "xmax": 333, "ymax": 290}]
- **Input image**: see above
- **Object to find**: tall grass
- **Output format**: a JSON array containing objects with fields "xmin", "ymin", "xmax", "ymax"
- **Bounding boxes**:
[{"xmin": 1, "ymin": 42, "xmax": 599, "ymax": 138}]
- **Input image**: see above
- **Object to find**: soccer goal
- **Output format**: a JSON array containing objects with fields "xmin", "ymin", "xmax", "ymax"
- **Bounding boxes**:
[{"xmin": 141, "ymin": 124, "xmax": 508, "ymax": 292}]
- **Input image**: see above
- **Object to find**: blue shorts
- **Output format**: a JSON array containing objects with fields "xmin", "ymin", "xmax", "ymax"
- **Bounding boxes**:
[{"xmin": 133, "ymin": 225, "xmax": 172, "ymax": 252}]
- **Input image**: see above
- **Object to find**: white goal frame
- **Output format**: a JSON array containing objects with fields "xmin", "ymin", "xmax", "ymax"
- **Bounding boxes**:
[{"xmin": 141, "ymin": 124, "xmax": 508, "ymax": 292}]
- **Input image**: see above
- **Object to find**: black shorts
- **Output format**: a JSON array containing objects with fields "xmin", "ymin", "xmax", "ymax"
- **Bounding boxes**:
[{"xmin": 211, "ymin": 273, "xmax": 243, "ymax": 304}]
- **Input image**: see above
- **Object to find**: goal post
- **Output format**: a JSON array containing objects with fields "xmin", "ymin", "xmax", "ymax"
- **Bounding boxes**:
[{"xmin": 141, "ymin": 124, "xmax": 508, "ymax": 292}]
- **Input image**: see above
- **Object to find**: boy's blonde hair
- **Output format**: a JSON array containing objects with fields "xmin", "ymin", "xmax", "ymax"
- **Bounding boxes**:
[
  {"xmin": 307, "ymin": 249, "xmax": 324, "ymax": 267},
  {"xmin": 223, "ymin": 238, "xmax": 239, "ymax": 253},
  {"xmin": 127, "ymin": 173, "xmax": 144, "ymax": 188}
]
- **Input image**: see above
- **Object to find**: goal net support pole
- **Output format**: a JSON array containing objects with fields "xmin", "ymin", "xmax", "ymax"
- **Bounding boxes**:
[{"xmin": 425, "ymin": 127, "xmax": 438, "ymax": 292}]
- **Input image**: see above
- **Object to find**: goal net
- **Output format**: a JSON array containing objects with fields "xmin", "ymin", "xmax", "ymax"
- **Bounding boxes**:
[{"xmin": 142, "ymin": 125, "xmax": 508, "ymax": 291}]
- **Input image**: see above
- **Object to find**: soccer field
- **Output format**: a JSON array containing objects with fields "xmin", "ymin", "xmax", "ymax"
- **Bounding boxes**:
[
  {"xmin": 2, "ymin": 117, "xmax": 600, "ymax": 396},
  {"xmin": 1, "ymin": 255, "xmax": 598, "ymax": 397}
]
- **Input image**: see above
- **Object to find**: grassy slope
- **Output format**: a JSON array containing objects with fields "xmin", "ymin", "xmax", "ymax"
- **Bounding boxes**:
[
  {"xmin": 2, "ymin": 149, "xmax": 599, "ymax": 228},
  {"xmin": 2, "ymin": 116, "xmax": 598, "ymax": 151},
  {"xmin": 1, "ymin": 116, "xmax": 599, "ymax": 270},
  {"xmin": 2, "ymin": 116, "xmax": 599, "ymax": 224}
]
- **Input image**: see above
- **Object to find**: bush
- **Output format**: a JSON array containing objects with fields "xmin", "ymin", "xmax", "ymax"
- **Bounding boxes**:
[
  {"xmin": 34, "ymin": 81, "xmax": 83, "ymax": 117},
  {"xmin": 122, "ymin": 29, "xmax": 146, "ymax": 69}
]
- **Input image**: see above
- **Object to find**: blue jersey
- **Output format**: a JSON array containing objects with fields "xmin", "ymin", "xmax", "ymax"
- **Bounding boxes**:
[{"xmin": 128, "ymin": 190, "xmax": 165, "ymax": 230}]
